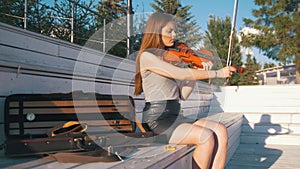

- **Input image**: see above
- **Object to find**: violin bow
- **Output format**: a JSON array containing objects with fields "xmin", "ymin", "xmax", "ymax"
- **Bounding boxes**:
[{"xmin": 226, "ymin": 0, "xmax": 239, "ymax": 67}]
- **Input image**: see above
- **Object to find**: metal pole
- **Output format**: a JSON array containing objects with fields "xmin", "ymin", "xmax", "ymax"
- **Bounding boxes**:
[
  {"xmin": 24, "ymin": 0, "xmax": 27, "ymax": 29},
  {"xmin": 127, "ymin": 0, "xmax": 134, "ymax": 57},
  {"xmin": 103, "ymin": 19, "xmax": 106, "ymax": 52},
  {"xmin": 71, "ymin": 2, "xmax": 75, "ymax": 43},
  {"xmin": 226, "ymin": 0, "xmax": 239, "ymax": 66}
]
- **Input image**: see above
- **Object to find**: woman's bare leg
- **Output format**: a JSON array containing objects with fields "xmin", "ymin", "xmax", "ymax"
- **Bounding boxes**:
[
  {"xmin": 193, "ymin": 119, "xmax": 228, "ymax": 169},
  {"xmin": 192, "ymin": 134, "xmax": 216, "ymax": 169},
  {"xmin": 169, "ymin": 123, "xmax": 216, "ymax": 169}
]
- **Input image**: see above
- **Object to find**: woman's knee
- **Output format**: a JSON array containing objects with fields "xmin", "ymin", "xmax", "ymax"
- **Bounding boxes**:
[
  {"xmin": 216, "ymin": 123, "xmax": 228, "ymax": 140},
  {"xmin": 214, "ymin": 123, "xmax": 228, "ymax": 146},
  {"xmin": 206, "ymin": 132, "xmax": 216, "ymax": 146},
  {"xmin": 194, "ymin": 120, "xmax": 228, "ymax": 141},
  {"xmin": 197, "ymin": 127, "xmax": 216, "ymax": 145}
]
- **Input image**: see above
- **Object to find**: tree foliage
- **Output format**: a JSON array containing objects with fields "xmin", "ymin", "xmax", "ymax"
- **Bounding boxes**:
[
  {"xmin": 151, "ymin": 0, "xmax": 202, "ymax": 47},
  {"xmin": 241, "ymin": 0, "xmax": 300, "ymax": 83},
  {"xmin": 26, "ymin": 0, "xmax": 54, "ymax": 35},
  {"xmin": 263, "ymin": 62, "xmax": 277, "ymax": 69},
  {"xmin": 50, "ymin": 0, "xmax": 97, "ymax": 45},
  {"xmin": 0, "ymin": 0, "xmax": 98, "ymax": 45},
  {"xmin": 204, "ymin": 15, "xmax": 244, "ymax": 85},
  {"xmin": 239, "ymin": 54, "xmax": 260, "ymax": 85},
  {"xmin": 0, "ymin": 0, "xmax": 25, "ymax": 28},
  {"xmin": 0, "ymin": 0, "xmax": 203, "ymax": 59},
  {"xmin": 92, "ymin": 0, "xmax": 127, "ymax": 57}
]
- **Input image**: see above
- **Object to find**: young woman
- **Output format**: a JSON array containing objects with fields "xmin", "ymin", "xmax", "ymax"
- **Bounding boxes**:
[{"xmin": 134, "ymin": 12, "xmax": 236, "ymax": 169}]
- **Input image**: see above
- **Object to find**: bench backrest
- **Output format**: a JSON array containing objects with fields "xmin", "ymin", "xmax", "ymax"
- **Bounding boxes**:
[{"xmin": 4, "ymin": 92, "xmax": 136, "ymax": 139}]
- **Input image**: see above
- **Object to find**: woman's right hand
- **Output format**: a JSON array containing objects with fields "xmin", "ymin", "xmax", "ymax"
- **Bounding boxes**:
[{"xmin": 216, "ymin": 66, "xmax": 237, "ymax": 78}]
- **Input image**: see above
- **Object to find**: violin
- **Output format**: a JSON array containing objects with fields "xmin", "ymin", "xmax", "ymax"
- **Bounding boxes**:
[{"xmin": 163, "ymin": 42, "xmax": 245, "ymax": 74}]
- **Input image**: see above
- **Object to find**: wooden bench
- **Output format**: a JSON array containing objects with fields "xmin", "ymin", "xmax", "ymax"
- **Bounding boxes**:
[{"xmin": 0, "ymin": 22, "xmax": 243, "ymax": 168}]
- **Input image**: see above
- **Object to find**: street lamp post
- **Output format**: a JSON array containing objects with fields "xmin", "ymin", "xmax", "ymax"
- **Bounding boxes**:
[
  {"xmin": 126, "ymin": 0, "xmax": 134, "ymax": 57},
  {"xmin": 24, "ymin": 0, "xmax": 27, "ymax": 29}
]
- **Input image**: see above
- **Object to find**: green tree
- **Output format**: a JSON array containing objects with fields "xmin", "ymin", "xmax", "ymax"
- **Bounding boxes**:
[
  {"xmin": 93, "ymin": 0, "xmax": 127, "ymax": 57},
  {"xmin": 67, "ymin": 0, "xmax": 98, "ymax": 46},
  {"xmin": 239, "ymin": 54, "xmax": 260, "ymax": 85},
  {"xmin": 26, "ymin": 0, "xmax": 54, "ymax": 36},
  {"xmin": 0, "ymin": 0, "xmax": 27, "ymax": 28},
  {"xmin": 240, "ymin": 0, "xmax": 300, "ymax": 83},
  {"xmin": 263, "ymin": 62, "xmax": 276, "ymax": 69},
  {"xmin": 50, "ymin": 0, "xmax": 96, "ymax": 44},
  {"xmin": 204, "ymin": 15, "xmax": 243, "ymax": 85},
  {"xmin": 151, "ymin": 0, "xmax": 202, "ymax": 47},
  {"xmin": 0, "ymin": 0, "xmax": 96, "ymax": 45}
]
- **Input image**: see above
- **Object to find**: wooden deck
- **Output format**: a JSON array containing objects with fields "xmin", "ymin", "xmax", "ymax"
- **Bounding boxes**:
[{"xmin": 226, "ymin": 144, "xmax": 300, "ymax": 169}]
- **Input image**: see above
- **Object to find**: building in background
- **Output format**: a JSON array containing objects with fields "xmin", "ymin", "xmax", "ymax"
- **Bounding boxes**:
[{"xmin": 256, "ymin": 65, "xmax": 296, "ymax": 85}]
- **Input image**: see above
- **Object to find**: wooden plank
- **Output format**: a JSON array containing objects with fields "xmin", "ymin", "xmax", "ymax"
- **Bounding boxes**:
[
  {"xmin": 9, "ymin": 100, "xmax": 130, "ymax": 107},
  {"xmin": 166, "ymin": 152, "xmax": 192, "ymax": 169},
  {"xmin": 9, "ymin": 106, "xmax": 131, "ymax": 115},
  {"xmin": 111, "ymin": 145, "xmax": 194, "ymax": 169},
  {"xmin": 182, "ymin": 106, "xmax": 210, "ymax": 117},
  {"xmin": 0, "ymin": 71, "xmax": 135, "ymax": 96},
  {"xmin": 0, "ymin": 33, "xmax": 136, "ymax": 81},
  {"xmin": 0, "ymin": 55, "xmax": 134, "ymax": 84},
  {"xmin": 183, "ymin": 92, "xmax": 213, "ymax": 101},
  {"xmin": 227, "ymin": 120, "xmax": 243, "ymax": 149},
  {"xmin": 0, "ymin": 22, "xmax": 135, "ymax": 69},
  {"xmin": 181, "ymin": 100, "xmax": 211, "ymax": 107},
  {"xmin": 0, "ymin": 26, "xmax": 60, "ymax": 57},
  {"xmin": 0, "ymin": 45, "xmax": 75, "ymax": 73},
  {"xmin": 7, "ymin": 125, "xmax": 134, "ymax": 136},
  {"xmin": 8, "ymin": 120, "xmax": 131, "ymax": 129}
]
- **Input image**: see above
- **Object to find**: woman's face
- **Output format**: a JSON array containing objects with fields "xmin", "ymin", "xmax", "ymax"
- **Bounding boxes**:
[{"xmin": 161, "ymin": 22, "xmax": 176, "ymax": 47}]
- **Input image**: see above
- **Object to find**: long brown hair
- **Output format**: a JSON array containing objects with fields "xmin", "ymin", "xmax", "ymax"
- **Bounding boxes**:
[{"xmin": 134, "ymin": 12, "xmax": 175, "ymax": 96}]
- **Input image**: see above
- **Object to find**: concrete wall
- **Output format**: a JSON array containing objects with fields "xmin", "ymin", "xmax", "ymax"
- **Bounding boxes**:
[{"xmin": 219, "ymin": 85, "xmax": 300, "ymax": 113}]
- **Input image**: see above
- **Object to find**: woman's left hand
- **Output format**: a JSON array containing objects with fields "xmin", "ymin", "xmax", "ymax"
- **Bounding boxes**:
[{"xmin": 199, "ymin": 61, "xmax": 213, "ymax": 70}]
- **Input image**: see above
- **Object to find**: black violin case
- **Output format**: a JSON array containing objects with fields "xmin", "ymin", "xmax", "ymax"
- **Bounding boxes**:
[{"xmin": 2, "ymin": 92, "xmax": 154, "ymax": 159}]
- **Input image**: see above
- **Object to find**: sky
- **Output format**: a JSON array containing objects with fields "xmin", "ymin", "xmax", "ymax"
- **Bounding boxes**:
[
  {"xmin": 132, "ymin": 0, "xmax": 277, "ymax": 66},
  {"xmin": 44, "ymin": 0, "xmax": 277, "ymax": 66},
  {"xmin": 133, "ymin": 0, "xmax": 253, "ymax": 31}
]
